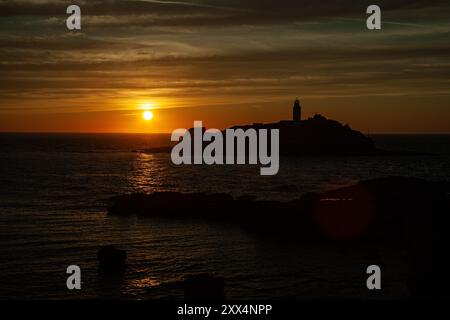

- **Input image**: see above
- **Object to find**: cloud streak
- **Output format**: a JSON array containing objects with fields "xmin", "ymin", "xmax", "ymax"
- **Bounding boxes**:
[{"xmin": 0, "ymin": 0, "xmax": 449, "ymax": 133}]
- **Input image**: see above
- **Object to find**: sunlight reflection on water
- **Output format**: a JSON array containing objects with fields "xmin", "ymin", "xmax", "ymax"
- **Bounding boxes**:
[
  {"xmin": 0, "ymin": 134, "xmax": 449, "ymax": 299},
  {"xmin": 129, "ymin": 277, "xmax": 161, "ymax": 289}
]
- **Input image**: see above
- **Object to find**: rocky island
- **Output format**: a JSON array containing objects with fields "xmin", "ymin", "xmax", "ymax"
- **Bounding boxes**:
[
  {"xmin": 138, "ymin": 99, "xmax": 426, "ymax": 156},
  {"xmin": 231, "ymin": 112, "xmax": 375, "ymax": 156}
]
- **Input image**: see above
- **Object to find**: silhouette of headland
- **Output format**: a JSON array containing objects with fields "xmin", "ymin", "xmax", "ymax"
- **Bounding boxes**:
[
  {"xmin": 139, "ymin": 99, "xmax": 428, "ymax": 156},
  {"xmin": 107, "ymin": 176, "xmax": 450, "ymax": 298},
  {"xmin": 231, "ymin": 113, "xmax": 375, "ymax": 156},
  {"xmin": 184, "ymin": 274, "xmax": 225, "ymax": 301},
  {"xmin": 107, "ymin": 176, "xmax": 449, "ymax": 242},
  {"xmin": 98, "ymin": 245, "xmax": 127, "ymax": 272}
]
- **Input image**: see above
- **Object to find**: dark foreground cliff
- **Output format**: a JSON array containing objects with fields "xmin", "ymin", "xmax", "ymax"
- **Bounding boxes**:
[
  {"xmin": 107, "ymin": 176, "xmax": 450, "ymax": 298},
  {"xmin": 107, "ymin": 176, "xmax": 449, "ymax": 242}
]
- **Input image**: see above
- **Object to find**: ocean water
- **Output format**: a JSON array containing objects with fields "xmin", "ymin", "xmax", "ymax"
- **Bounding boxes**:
[{"xmin": 0, "ymin": 133, "xmax": 449, "ymax": 300}]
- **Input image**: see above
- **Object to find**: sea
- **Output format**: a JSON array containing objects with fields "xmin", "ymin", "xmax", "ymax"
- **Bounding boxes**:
[{"xmin": 0, "ymin": 133, "xmax": 449, "ymax": 300}]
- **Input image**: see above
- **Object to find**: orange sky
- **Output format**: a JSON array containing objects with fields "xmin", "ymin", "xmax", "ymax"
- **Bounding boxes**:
[
  {"xmin": 1, "ymin": 0, "xmax": 449, "ymax": 133},
  {"xmin": 1, "ymin": 95, "xmax": 450, "ymax": 134}
]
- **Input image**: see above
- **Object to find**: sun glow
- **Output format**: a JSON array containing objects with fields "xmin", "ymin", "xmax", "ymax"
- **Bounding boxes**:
[
  {"xmin": 140, "ymin": 102, "xmax": 154, "ymax": 110},
  {"xmin": 143, "ymin": 110, "xmax": 153, "ymax": 121}
]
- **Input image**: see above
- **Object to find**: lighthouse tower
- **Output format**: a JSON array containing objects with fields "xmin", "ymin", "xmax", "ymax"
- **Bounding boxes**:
[{"xmin": 293, "ymin": 97, "xmax": 301, "ymax": 122}]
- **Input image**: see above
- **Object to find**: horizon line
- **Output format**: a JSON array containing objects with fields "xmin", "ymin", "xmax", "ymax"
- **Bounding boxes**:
[{"xmin": 1, "ymin": 131, "xmax": 450, "ymax": 135}]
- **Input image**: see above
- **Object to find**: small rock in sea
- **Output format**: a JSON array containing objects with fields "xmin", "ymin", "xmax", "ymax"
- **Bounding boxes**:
[
  {"xmin": 184, "ymin": 274, "xmax": 225, "ymax": 301},
  {"xmin": 97, "ymin": 245, "xmax": 127, "ymax": 272}
]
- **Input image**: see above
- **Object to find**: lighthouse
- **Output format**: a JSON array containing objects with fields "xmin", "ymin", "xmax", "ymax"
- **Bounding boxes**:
[{"xmin": 293, "ymin": 97, "xmax": 301, "ymax": 122}]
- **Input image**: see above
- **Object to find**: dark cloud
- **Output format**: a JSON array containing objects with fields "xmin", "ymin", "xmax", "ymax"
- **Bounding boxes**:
[{"xmin": 1, "ymin": 1, "xmax": 449, "ymax": 23}]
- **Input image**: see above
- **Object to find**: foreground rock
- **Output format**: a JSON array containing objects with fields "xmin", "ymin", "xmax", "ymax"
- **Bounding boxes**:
[
  {"xmin": 98, "ymin": 245, "xmax": 127, "ymax": 272},
  {"xmin": 184, "ymin": 274, "xmax": 225, "ymax": 301},
  {"xmin": 107, "ymin": 176, "xmax": 450, "ymax": 298},
  {"xmin": 107, "ymin": 176, "xmax": 449, "ymax": 242}
]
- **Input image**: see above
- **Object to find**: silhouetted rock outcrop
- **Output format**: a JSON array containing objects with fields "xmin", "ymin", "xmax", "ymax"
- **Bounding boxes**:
[
  {"xmin": 107, "ymin": 177, "xmax": 450, "ymax": 298},
  {"xmin": 139, "ymin": 115, "xmax": 429, "ymax": 156},
  {"xmin": 97, "ymin": 245, "xmax": 127, "ymax": 272},
  {"xmin": 232, "ymin": 114, "xmax": 376, "ymax": 156},
  {"xmin": 184, "ymin": 274, "xmax": 225, "ymax": 301},
  {"xmin": 107, "ymin": 177, "xmax": 450, "ymax": 242}
]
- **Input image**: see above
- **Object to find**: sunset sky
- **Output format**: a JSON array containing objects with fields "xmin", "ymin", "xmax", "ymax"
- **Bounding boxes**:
[{"xmin": 0, "ymin": 0, "xmax": 449, "ymax": 133}]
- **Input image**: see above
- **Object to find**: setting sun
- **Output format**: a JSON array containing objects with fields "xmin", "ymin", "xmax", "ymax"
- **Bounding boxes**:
[{"xmin": 143, "ymin": 110, "xmax": 153, "ymax": 121}]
